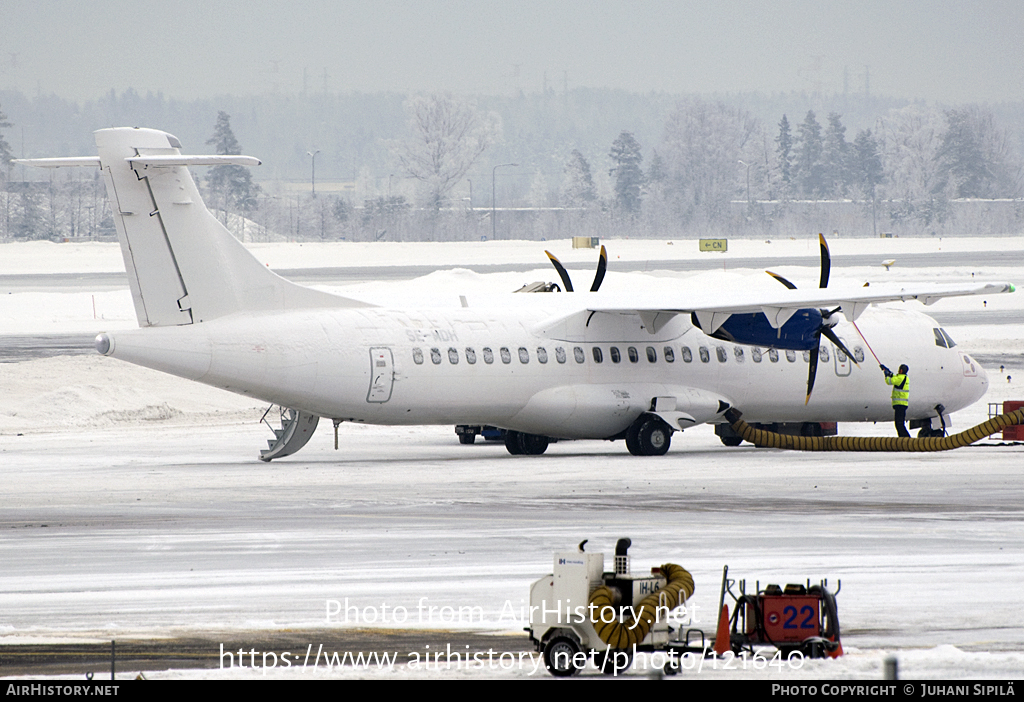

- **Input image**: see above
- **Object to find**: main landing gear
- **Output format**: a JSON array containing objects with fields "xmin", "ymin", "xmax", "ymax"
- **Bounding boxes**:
[
  {"xmin": 500, "ymin": 413, "xmax": 675, "ymax": 457},
  {"xmin": 625, "ymin": 413, "xmax": 673, "ymax": 456},
  {"xmin": 504, "ymin": 430, "xmax": 550, "ymax": 455}
]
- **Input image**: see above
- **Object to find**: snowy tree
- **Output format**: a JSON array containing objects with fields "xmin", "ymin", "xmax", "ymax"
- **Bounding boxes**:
[
  {"xmin": 822, "ymin": 113, "xmax": 851, "ymax": 197},
  {"xmin": 205, "ymin": 112, "xmax": 261, "ymax": 215},
  {"xmin": 851, "ymin": 129, "xmax": 884, "ymax": 200},
  {"xmin": 661, "ymin": 99, "xmax": 758, "ymax": 225},
  {"xmin": 876, "ymin": 106, "xmax": 946, "ymax": 202},
  {"xmin": 391, "ymin": 92, "xmax": 501, "ymax": 209},
  {"xmin": 609, "ymin": 131, "xmax": 644, "ymax": 214},
  {"xmin": 0, "ymin": 104, "xmax": 13, "ymax": 174},
  {"xmin": 561, "ymin": 149, "xmax": 596, "ymax": 206},
  {"xmin": 775, "ymin": 114, "xmax": 794, "ymax": 193},
  {"xmin": 794, "ymin": 111, "xmax": 825, "ymax": 198},
  {"xmin": 1, "ymin": 104, "xmax": 13, "ymax": 240},
  {"xmin": 933, "ymin": 106, "xmax": 1021, "ymax": 199},
  {"xmin": 528, "ymin": 169, "xmax": 550, "ymax": 208}
]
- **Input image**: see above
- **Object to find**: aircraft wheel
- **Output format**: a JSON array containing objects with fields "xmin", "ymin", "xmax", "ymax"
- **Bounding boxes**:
[
  {"xmin": 458, "ymin": 433, "xmax": 476, "ymax": 445},
  {"xmin": 637, "ymin": 417, "xmax": 672, "ymax": 455},
  {"xmin": 543, "ymin": 636, "xmax": 583, "ymax": 677},
  {"xmin": 518, "ymin": 433, "xmax": 550, "ymax": 455},
  {"xmin": 625, "ymin": 421, "xmax": 643, "ymax": 455},
  {"xmin": 504, "ymin": 431, "xmax": 523, "ymax": 455},
  {"xmin": 720, "ymin": 435, "xmax": 743, "ymax": 447}
]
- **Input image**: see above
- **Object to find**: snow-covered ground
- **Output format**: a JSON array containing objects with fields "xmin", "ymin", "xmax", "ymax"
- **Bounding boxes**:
[{"xmin": 1, "ymin": 236, "xmax": 1022, "ymax": 679}]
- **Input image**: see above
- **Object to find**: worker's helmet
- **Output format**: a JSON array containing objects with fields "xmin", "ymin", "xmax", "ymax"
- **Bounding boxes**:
[{"xmin": 899, "ymin": 364, "xmax": 909, "ymax": 374}]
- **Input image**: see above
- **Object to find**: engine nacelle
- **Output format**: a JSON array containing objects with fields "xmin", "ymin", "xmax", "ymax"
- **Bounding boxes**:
[{"xmin": 692, "ymin": 309, "xmax": 822, "ymax": 351}]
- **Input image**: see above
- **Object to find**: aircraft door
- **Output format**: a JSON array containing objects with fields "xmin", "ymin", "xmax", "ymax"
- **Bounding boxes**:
[{"xmin": 367, "ymin": 347, "xmax": 395, "ymax": 402}]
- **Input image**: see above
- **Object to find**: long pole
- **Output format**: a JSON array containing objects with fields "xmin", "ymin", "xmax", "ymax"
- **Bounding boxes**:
[
  {"xmin": 852, "ymin": 320, "xmax": 882, "ymax": 365},
  {"xmin": 307, "ymin": 150, "xmax": 320, "ymax": 198}
]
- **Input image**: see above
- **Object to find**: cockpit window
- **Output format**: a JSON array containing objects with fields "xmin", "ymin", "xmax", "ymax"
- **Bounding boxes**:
[
  {"xmin": 933, "ymin": 328, "xmax": 948, "ymax": 348},
  {"xmin": 940, "ymin": 328, "xmax": 957, "ymax": 348}
]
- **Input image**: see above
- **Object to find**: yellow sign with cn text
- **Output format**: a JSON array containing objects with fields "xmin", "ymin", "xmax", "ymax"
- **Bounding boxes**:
[{"xmin": 699, "ymin": 239, "xmax": 728, "ymax": 252}]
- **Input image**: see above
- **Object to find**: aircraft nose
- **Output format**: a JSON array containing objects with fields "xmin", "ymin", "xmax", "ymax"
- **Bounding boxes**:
[{"xmin": 963, "ymin": 354, "xmax": 989, "ymax": 406}]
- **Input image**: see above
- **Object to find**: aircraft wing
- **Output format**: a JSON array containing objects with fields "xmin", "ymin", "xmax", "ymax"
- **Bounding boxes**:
[{"xmin": 539, "ymin": 281, "xmax": 1015, "ymax": 335}]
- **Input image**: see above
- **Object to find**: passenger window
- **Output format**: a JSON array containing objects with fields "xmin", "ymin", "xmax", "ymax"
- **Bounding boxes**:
[
  {"xmin": 646, "ymin": 347, "xmax": 657, "ymax": 363},
  {"xmin": 518, "ymin": 347, "xmax": 530, "ymax": 363},
  {"xmin": 940, "ymin": 328, "xmax": 957, "ymax": 348},
  {"xmin": 448, "ymin": 347, "xmax": 459, "ymax": 364},
  {"xmin": 769, "ymin": 348, "xmax": 779, "ymax": 363},
  {"xmin": 682, "ymin": 346, "xmax": 693, "ymax": 363},
  {"xmin": 537, "ymin": 347, "xmax": 548, "ymax": 364},
  {"xmin": 786, "ymin": 350, "xmax": 796, "ymax": 363},
  {"xmin": 483, "ymin": 347, "xmax": 494, "ymax": 364},
  {"xmin": 853, "ymin": 347, "xmax": 865, "ymax": 363},
  {"xmin": 465, "ymin": 347, "xmax": 477, "ymax": 364},
  {"xmin": 412, "ymin": 348, "xmax": 424, "ymax": 365},
  {"xmin": 592, "ymin": 347, "xmax": 604, "ymax": 363},
  {"xmin": 555, "ymin": 347, "xmax": 567, "ymax": 364},
  {"xmin": 574, "ymin": 347, "xmax": 585, "ymax": 363},
  {"xmin": 933, "ymin": 328, "xmax": 947, "ymax": 348},
  {"xmin": 431, "ymin": 348, "xmax": 442, "ymax": 364},
  {"xmin": 716, "ymin": 346, "xmax": 728, "ymax": 363},
  {"xmin": 500, "ymin": 347, "xmax": 512, "ymax": 364},
  {"xmin": 734, "ymin": 347, "xmax": 744, "ymax": 362},
  {"xmin": 836, "ymin": 348, "xmax": 847, "ymax": 362},
  {"xmin": 610, "ymin": 347, "xmax": 621, "ymax": 363},
  {"xmin": 699, "ymin": 346, "xmax": 710, "ymax": 363},
  {"xmin": 664, "ymin": 347, "xmax": 675, "ymax": 363},
  {"xmin": 627, "ymin": 346, "xmax": 639, "ymax": 363},
  {"xmin": 802, "ymin": 350, "xmax": 810, "ymax": 362},
  {"xmin": 752, "ymin": 348, "xmax": 762, "ymax": 363},
  {"xmin": 819, "ymin": 346, "xmax": 829, "ymax": 362}
]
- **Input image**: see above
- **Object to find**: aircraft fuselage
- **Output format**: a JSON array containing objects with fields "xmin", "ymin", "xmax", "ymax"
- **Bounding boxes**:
[{"xmin": 99, "ymin": 301, "xmax": 987, "ymax": 440}]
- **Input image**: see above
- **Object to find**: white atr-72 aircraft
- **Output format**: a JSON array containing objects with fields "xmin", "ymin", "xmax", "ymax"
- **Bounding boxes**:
[{"xmin": 16, "ymin": 128, "xmax": 1015, "ymax": 459}]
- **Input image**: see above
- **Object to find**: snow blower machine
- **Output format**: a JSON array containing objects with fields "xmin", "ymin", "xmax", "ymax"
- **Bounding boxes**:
[{"xmin": 526, "ymin": 537, "xmax": 708, "ymax": 677}]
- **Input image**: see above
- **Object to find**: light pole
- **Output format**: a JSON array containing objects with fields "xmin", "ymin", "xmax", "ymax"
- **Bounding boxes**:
[
  {"xmin": 738, "ymin": 159, "xmax": 752, "ymax": 206},
  {"xmin": 492, "ymin": 163, "xmax": 517, "ymax": 240},
  {"xmin": 307, "ymin": 150, "xmax": 320, "ymax": 198}
]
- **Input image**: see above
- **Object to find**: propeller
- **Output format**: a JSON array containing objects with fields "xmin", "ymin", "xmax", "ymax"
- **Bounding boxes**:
[
  {"xmin": 766, "ymin": 233, "xmax": 859, "ymax": 404},
  {"xmin": 544, "ymin": 245, "xmax": 608, "ymax": 292}
]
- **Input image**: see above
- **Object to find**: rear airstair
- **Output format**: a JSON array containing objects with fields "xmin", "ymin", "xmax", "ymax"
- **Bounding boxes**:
[{"xmin": 259, "ymin": 406, "xmax": 320, "ymax": 461}]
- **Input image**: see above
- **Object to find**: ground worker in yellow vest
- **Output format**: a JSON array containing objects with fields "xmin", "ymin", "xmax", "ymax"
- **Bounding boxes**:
[{"xmin": 880, "ymin": 363, "xmax": 910, "ymax": 437}]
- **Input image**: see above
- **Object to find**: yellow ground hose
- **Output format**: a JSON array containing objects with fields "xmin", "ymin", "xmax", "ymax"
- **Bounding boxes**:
[
  {"xmin": 588, "ymin": 563, "xmax": 695, "ymax": 649},
  {"xmin": 724, "ymin": 407, "xmax": 1024, "ymax": 452}
]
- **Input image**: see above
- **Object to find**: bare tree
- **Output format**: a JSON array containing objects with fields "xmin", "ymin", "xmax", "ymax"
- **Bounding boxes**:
[
  {"xmin": 661, "ymin": 99, "xmax": 759, "ymax": 227},
  {"xmin": 391, "ymin": 93, "xmax": 501, "ymax": 209}
]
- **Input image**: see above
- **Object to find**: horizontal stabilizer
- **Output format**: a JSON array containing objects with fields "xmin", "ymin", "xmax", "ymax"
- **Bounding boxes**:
[
  {"xmin": 127, "ymin": 155, "xmax": 262, "ymax": 168},
  {"xmin": 12, "ymin": 157, "xmax": 101, "ymax": 168}
]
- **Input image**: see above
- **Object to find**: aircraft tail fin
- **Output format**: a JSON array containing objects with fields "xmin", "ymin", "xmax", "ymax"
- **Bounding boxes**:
[{"xmin": 20, "ymin": 127, "xmax": 364, "ymax": 327}]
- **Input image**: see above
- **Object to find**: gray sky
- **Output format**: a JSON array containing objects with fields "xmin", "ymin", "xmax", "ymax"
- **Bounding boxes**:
[{"xmin": 2, "ymin": 0, "xmax": 1022, "ymax": 103}]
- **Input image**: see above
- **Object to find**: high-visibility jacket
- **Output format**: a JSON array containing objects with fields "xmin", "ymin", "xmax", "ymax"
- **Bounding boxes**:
[{"xmin": 886, "ymin": 373, "xmax": 909, "ymax": 406}]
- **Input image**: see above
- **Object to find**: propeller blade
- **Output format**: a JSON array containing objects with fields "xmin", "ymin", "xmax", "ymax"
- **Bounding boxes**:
[
  {"xmin": 821, "ymin": 327, "xmax": 860, "ymax": 367},
  {"xmin": 766, "ymin": 270, "xmax": 798, "ymax": 290},
  {"xmin": 590, "ymin": 245, "xmax": 607, "ymax": 292},
  {"xmin": 544, "ymin": 250, "xmax": 574, "ymax": 292},
  {"xmin": 818, "ymin": 233, "xmax": 831, "ymax": 288},
  {"xmin": 805, "ymin": 340, "xmax": 820, "ymax": 405}
]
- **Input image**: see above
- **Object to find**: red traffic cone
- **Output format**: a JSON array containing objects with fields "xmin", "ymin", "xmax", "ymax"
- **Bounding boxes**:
[{"xmin": 713, "ymin": 603, "xmax": 731, "ymax": 655}]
